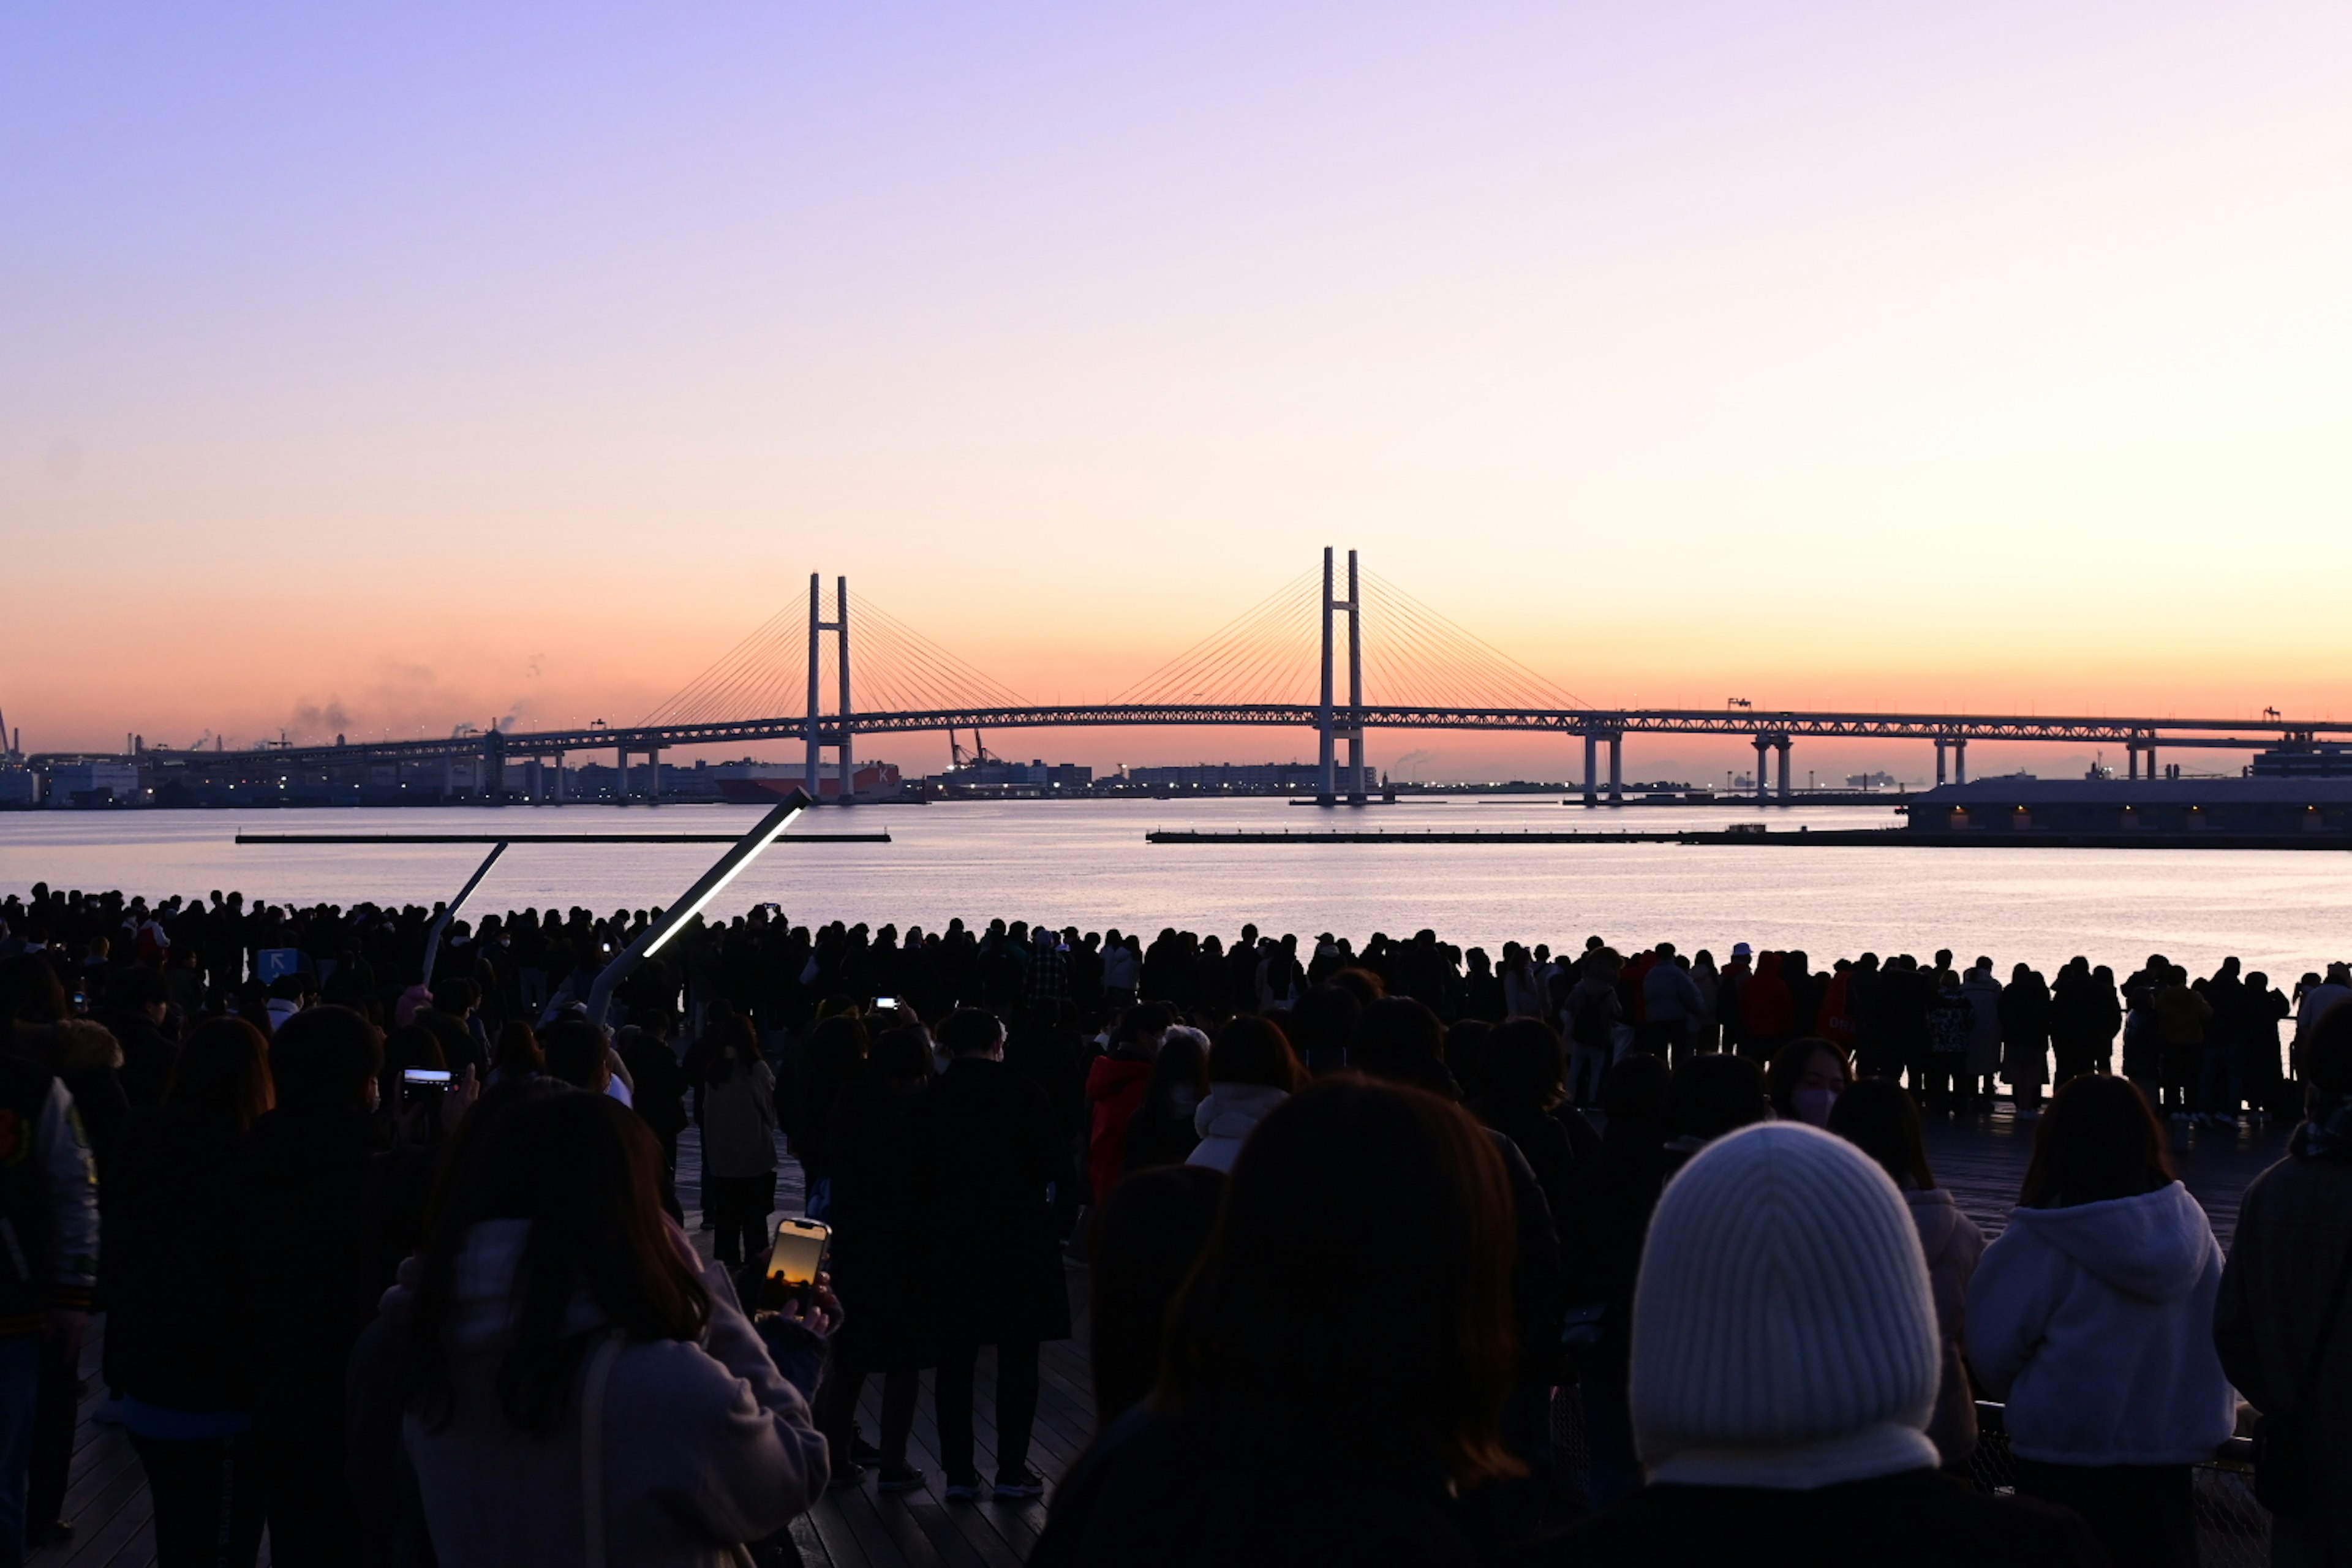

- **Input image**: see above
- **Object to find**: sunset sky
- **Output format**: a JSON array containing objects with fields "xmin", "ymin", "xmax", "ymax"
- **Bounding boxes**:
[{"xmin": 6, "ymin": 2, "xmax": 2350, "ymax": 783}]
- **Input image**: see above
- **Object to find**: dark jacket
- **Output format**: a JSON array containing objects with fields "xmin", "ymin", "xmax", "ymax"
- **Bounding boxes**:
[
  {"xmin": 2214, "ymin": 1121, "xmax": 2352, "ymax": 1563},
  {"xmin": 617, "ymin": 1031, "xmax": 690, "ymax": 1140},
  {"xmin": 1567, "ymin": 1117, "xmax": 1672, "ymax": 1355},
  {"xmin": 1518, "ymin": 1469, "xmax": 2104, "ymax": 1567},
  {"xmin": 94, "ymin": 1006, "xmax": 178, "ymax": 1110},
  {"xmin": 1033, "ymin": 1409, "xmax": 1484, "ymax": 1568},
  {"xmin": 238, "ymin": 1106, "xmax": 395, "ymax": 1415},
  {"xmin": 102, "ymin": 1106, "xmax": 251, "ymax": 1411},
  {"xmin": 908, "ymin": 1056, "xmax": 1072, "ymax": 1346},
  {"xmin": 824, "ymin": 1077, "xmax": 937, "ymax": 1370}
]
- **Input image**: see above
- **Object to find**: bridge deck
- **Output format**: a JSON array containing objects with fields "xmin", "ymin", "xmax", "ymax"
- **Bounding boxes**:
[{"xmin": 32, "ymin": 1110, "xmax": 2285, "ymax": 1568}]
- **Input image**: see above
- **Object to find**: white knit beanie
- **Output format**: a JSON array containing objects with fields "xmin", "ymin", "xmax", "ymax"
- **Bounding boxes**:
[{"xmin": 1630, "ymin": 1121, "xmax": 1942, "ymax": 1490}]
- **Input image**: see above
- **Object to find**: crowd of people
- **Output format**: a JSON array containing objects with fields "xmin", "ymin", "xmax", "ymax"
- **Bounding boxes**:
[{"xmin": 2, "ymin": 878, "xmax": 2350, "ymax": 1567}]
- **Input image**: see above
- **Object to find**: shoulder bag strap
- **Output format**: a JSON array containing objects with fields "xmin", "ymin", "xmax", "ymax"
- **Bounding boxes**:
[{"xmin": 580, "ymin": 1329, "xmax": 627, "ymax": 1568}]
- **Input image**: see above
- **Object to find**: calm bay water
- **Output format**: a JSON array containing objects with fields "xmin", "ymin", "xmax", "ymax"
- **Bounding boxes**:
[{"xmin": 6, "ymin": 799, "xmax": 2351, "ymax": 979}]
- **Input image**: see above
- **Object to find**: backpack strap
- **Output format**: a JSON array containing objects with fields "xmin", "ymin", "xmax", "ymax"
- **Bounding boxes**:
[{"xmin": 581, "ymin": 1330, "xmax": 627, "ymax": 1568}]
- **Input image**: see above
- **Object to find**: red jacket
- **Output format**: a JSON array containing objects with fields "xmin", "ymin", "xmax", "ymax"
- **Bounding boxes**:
[{"xmin": 1084, "ymin": 1054, "xmax": 1153, "ymax": 1203}]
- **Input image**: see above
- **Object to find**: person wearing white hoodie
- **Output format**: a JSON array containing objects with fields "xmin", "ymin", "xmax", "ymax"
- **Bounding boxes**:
[
  {"xmin": 1186, "ymin": 1017, "xmax": 1302, "ymax": 1175},
  {"xmin": 1968, "ymin": 1072, "xmax": 2236, "ymax": 1568}
]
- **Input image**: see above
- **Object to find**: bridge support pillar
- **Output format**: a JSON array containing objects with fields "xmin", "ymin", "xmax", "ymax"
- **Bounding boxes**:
[
  {"xmin": 1935, "ymin": 739, "xmax": 1947, "ymax": 786},
  {"xmin": 1953, "ymin": 738, "xmax": 1968, "ymax": 785},
  {"xmin": 552, "ymin": 752, "xmax": 565, "ymax": 804},
  {"xmin": 646, "ymin": 746, "xmax": 661, "ymax": 805},
  {"xmin": 2147, "ymin": 745, "xmax": 2158, "ymax": 780},
  {"xmin": 1607, "ymin": 733, "xmax": 1623, "ymax": 804},
  {"xmin": 1754, "ymin": 737, "xmax": 1771, "ymax": 805},
  {"xmin": 1344, "ymin": 549, "xmax": 1365, "ymax": 805},
  {"xmin": 1776, "ymin": 737, "xmax": 1793, "ymax": 802},
  {"xmin": 1582, "ymin": 731, "xmax": 1598, "ymax": 807}
]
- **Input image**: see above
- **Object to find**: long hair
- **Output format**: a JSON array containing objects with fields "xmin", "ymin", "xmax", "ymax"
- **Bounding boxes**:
[
  {"xmin": 1827, "ymin": 1079, "xmax": 1936, "ymax": 1191},
  {"xmin": 1156, "ymin": 1076, "xmax": 1521, "ymax": 1490},
  {"xmin": 2019, "ymin": 1073, "xmax": 2175, "ymax": 1208},
  {"xmin": 402, "ymin": 1087, "xmax": 709, "ymax": 1433},
  {"xmin": 164, "ymin": 1016, "xmax": 275, "ymax": 1134},
  {"xmin": 1207, "ymin": 1016, "xmax": 1301, "ymax": 1091}
]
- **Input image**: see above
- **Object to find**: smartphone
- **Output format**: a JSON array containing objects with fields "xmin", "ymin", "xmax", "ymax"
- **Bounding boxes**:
[
  {"xmin": 401, "ymin": 1067, "xmax": 453, "ymax": 1107},
  {"xmin": 762, "ymin": 1217, "xmax": 830, "ymax": 1311},
  {"xmin": 873, "ymin": 995, "xmax": 899, "ymax": 1011},
  {"xmin": 70, "ymin": 989, "xmax": 88, "ymax": 1014}
]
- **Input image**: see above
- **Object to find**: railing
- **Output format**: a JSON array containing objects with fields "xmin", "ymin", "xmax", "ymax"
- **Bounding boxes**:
[{"xmin": 1966, "ymin": 1402, "xmax": 2269, "ymax": 1568}]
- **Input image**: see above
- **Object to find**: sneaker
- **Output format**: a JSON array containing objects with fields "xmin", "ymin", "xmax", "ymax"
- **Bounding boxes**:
[
  {"xmin": 851, "ymin": 1437, "xmax": 884, "ymax": 1466},
  {"xmin": 825, "ymin": 1463, "xmax": 867, "ymax": 1493},
  {"xmin": 876, "ymin": 1463, "xmax": 926, "ymax": 1494},
  {"xmin": 944, "ymin": 1476, "xmax": 981, "ymax": 1503},
  {"xmin": 993, "ymin": 1470, "xmax": 1047, "ymax": 1501}
]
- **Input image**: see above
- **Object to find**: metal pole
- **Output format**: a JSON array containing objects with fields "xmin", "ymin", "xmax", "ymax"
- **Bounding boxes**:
[
  {"xmin": 805, "ymin": 573, "xmax": 822, "ymax": 798},
  {"xmin": 421, "ymin": 841, "xmax": 509, "ymax": 988},
  {"xmin": 586, "ymin": 792, "xmax": 810, "ymax": 1026},
  {"xmin": 1317, "ymin": 546, "xmax": 1336, "ymax": 802},
  {"xmin": 836, "ymin": 576, "xmax": 854, "ymax": 802},
  {"xmin": 1345, "ymin": 549, "xmax": 1365, "ymax": 804}
]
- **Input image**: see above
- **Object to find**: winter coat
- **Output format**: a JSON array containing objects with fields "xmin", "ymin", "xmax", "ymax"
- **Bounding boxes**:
[
  {"xmin": 699, "ymin": 1060, "xmax": 777, "ymax": 1181},
  {"xmin": 1905, "ymin": 1187, "xmax": 1986, "ymax": 1465},
  {"xmin": 101, "ymin": 1107, "xmax": 251, "ymax": 1414},
  {"xmin": 1186, "ymin": 1084, "xmax": 1287, "ymax": 1174},
  {"xmin": 1961, "ymin": 971, "xmax": 2005, "ymax": 1076},
  {"xmin": 909, "ymin": 1057, "xmax": 1073, "ymax": 1346},
  {"xmin": 1084, "ymin": 1053, "xmax": 1153, "ymax": 1203},
  {"xmin": 2214, "ymin": 1126, "xmax": 2352, "ymax": 1565},
  {"xmin": 360, "ymin": 1219, "xmax": 827, "ymax": 1568},
  {"xmin": 238, "ymin": 1106, "xmax": 399, "ymax": 1422},
  {"xmin": 1738, "ymin": 956, "xmax": 1794, "ymax": 1041},
  {"xmin": 823, "ymin": 1078, "xmax": 937, "ymax": 1371},
  {"xmin": 1999, "ymin": 976, "xmax": 2052, "ymax": 1088},
  {"xmin": 1966, "ymin": 1182, "xmax": 2236, "ymax": 1466}
]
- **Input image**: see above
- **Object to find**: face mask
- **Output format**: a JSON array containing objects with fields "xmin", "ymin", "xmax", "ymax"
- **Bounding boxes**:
[{"xmin": 1792, "ymin": 1086, "xmax": 1839, "ymax": 1127}]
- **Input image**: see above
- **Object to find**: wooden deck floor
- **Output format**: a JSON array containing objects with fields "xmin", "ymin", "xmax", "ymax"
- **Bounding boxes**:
[{"xmin": 31, "ymin": 1107, "xmax": 2288, "ymax": 1568}]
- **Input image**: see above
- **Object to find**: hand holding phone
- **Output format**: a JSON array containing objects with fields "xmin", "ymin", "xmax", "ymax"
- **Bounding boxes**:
[{"xmin": 760, "ymin": 1217, "xmax": 831, "ymax": 1314}]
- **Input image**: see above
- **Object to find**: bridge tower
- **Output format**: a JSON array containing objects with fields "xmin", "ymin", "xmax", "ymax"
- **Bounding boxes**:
[
  {"xmin": 804, "ymin": 575, "xmax": 855, "ymax": 803},
  {"xmin": 1317, "ymin": 548, "xmax": 1366, "ymax": 805}
]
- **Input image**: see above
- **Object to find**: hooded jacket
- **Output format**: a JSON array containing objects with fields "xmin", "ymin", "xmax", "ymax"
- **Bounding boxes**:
[
  {"xmin": 1904, "ymin": 1188, "xmax": 1986, "ymax": 1465},
  {"xmin": 1186, "ymin": 1084, "xmax": 1287, "ymax": 1174},
  {"xmin": 1085, "ymin": 1053, "xmax": 1153, "ymax": 1202},
  {"xmin": 1966, "ymin": 1182, "xmax": 2235, "ymax": 1465},
  {"xmin": 372, "ymin": 1218, "xmax": 827, "ymax": 1568},
  {"xmin": 1960, "ymin": 970, "xmax": 2005, "ymax": 1076}
]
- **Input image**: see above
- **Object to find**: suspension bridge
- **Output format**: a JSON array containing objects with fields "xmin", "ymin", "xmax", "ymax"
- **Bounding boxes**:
[{"xmin": 110, "ymin": 549, "xmax": 2352, "ymax": 805}]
